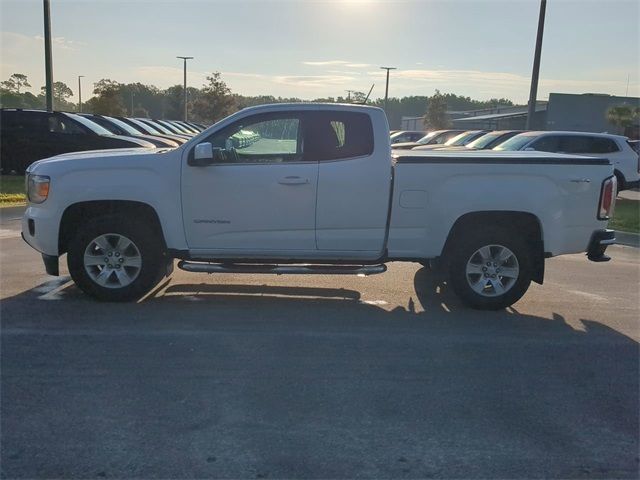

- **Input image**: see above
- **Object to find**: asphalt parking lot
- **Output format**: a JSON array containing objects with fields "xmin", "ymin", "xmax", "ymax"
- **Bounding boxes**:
[{"xmin": 1, "ymin": 207, "xmax": 639, "ymax": 479}]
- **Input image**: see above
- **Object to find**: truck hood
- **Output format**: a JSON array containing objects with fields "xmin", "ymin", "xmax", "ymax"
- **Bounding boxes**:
[{"xmin": 27, "ymin": 147, "xmax": 173, "ymax": 173}]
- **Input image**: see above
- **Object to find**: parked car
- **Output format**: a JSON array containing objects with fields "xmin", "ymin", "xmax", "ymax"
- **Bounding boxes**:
[
  {"xmin": 116, "ymin": 117, "xmax": 189, "ymax": 145},
  {"xmin": 390, "ymin": 130, "xmax": 425, "ymax": 144},
  {"xmin": 439, "ymin": 130, "xmax": 524, "ymax": 151},
  {"xmin": 171, "ymin": 120, "xmax": 201, "ymax": 134},
  {"xmin": 392, "ymin": 129, "xmax": 465, "ymax": 150},
  {"xmin": 0, "ymin": 109, "xmax": 154, "ymax": 174},
  {"xmin": 79, "ymin": 114, "xmax": 180, "ymax": 148},
  {"xmin": 494, "ymin": 131, "xmax": 640, "ymax": 190},
  {"xmin": 135, "ymin": 118, "xmax": 191, "ymax": 140},
  {"xmin": 23, "ymin": 103, "xmax": 616, "ymax": 311},
  {"xmin": 146, "ymin": 119, "xmax": 194, "ymax": 137},
  {"xmin": 412, "ymin": 130, "xmax": 489, "ymax": 151}
]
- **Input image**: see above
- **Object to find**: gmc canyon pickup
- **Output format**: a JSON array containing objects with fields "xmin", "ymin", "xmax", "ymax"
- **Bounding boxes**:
[{"xmin": 22, "ymin": 103, "xmax": 617, "ymax": 309}]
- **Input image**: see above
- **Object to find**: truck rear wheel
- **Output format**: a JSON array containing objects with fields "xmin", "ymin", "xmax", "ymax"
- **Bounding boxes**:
[
  {"xmin": 447, "ymin": 229, "xmax": 533, "ymax": 310},
  {"xmin": 67, "ymin": 215, "xmax": 167, "ymax": 302}
]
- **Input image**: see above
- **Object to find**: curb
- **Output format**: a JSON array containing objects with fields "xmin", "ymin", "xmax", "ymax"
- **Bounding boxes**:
[{"xmin": 616, "ymin": 231, "xmax": 640, "ymax": 248}]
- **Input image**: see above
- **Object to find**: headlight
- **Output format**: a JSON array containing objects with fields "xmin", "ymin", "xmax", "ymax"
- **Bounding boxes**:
[{"xmin": 27, "ymin": 175, "xmax": 50, "ymax": 204}]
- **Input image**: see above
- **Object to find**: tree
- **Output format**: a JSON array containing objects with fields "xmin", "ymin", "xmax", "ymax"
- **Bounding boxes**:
[
  {"xmin": 89, "ymin": 79, "xmax": 126, "ymax": 116},
  {"xmin": 607, "ymin": 105, "xmax": 640, "ymax": 129},
  {"xmin": 191, "ymin": 73, "xmax": 236, "ymax": 124},
  {"xmin": 423, "ymin": 90, "xmax": 451, "ymax": 129},
  {"xmin": 40, "ymin": 81, "xmax": 74, "ymax": 109},
  {"xmin": 1, "ymin": 73, "xmax": 31, "ymax": 94}
]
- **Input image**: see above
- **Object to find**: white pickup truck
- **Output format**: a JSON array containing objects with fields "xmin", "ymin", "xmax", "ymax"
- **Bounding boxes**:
[{"xmin": 22, "ymin": 103, "xmax": 617, "ymax": 309}]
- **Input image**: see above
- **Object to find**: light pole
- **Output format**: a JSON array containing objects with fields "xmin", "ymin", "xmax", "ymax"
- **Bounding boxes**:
[
  {"xmin": 43, "ymin": 0, "xmax": 54, "ymax": 112},
  {"xmin": 77, "ymin": 75, "xmax": 84, "ymax": 112},
  {"xmin": 526, "ymin": 0, "xmax": 547, "ymax": 130},
  {"xmin": 177, "ymin": 56, "xmax": 193, "ymax": 121},
  {"xmin": 380, "ymin": 66, "xmax": 396, "ymax": 114}
]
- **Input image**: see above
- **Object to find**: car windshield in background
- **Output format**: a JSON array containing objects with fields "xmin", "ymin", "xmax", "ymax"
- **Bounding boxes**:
[
  {"xmin": 103, "ymin": 116, "xmax": 142, "ymax": 136},
  {"xmin": 129, "ymin": 118, "xmax": 162, "ymax": 134},
  {"xmin": 416, "ymin": 131, "xmax": 439, "ymax": 144},
  {"xmin": 444, "ymin": 131, "xmax": 478, "ymax": 146},
  {"xmin": 493, "ymin": 134, "xmax": 539, "ymax": 151},
  {"xmin": 64, "ymin": 113, "xmax": 113, "ymax": 136},
  {"xmin": 466, "ymin": 132, "xmax": 504, "ymax": 149}
]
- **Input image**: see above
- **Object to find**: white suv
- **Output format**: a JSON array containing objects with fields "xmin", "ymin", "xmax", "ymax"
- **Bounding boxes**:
[{"xmin": 495, "ymin": 131, "xmax": 639, "ymax": 190}]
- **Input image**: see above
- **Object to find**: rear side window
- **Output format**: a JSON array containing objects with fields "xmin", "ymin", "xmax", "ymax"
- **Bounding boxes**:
[
  {"xmin": 530, "ymin": 135, "xmax": 561, "ymax": 152},
  {"xmin": 559, "ymin": 136, "xmax": 593, "ymax": 154},
  {"xmin": 304, "ymin": 112, "xmax": 373, "ymax": 161},
  {"xmin": 589, "ymin": 137, "xmax": 619, "ymax": 154}
]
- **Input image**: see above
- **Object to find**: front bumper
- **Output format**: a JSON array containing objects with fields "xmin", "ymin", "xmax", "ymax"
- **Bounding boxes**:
[{"xmin": 586, "ymin": 229, "xmax": 616, "ymax": 262}]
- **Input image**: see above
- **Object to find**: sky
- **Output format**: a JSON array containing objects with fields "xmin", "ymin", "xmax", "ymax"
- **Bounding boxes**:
[{"xmin": 1, "ymin": 0, "xmax": 639, "ymax": 104}]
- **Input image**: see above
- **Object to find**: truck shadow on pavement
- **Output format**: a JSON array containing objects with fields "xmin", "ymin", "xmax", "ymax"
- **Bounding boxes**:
[{"xmin": 1, "ymin": 268, "xmax": 639, "ymax": 479}]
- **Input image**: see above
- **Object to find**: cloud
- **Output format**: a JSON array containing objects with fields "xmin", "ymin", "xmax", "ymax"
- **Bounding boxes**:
[
  {"xmin": 34, "ymin": 35, "xmax": 86, "ymax": 51},
  {"xmin": 274, "ymin": 75, "xmax": 356, "ymax": 88},
  {"xmin": 303, "ymin": 60, "xmax": 371, "ymax": 68}
]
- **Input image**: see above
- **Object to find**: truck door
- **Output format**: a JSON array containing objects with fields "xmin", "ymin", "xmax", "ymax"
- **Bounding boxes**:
[
  {"xmin": 181, "ymin": 112, "xmax": 319, "ymax": 253},
  {"xmin": 309, "ymin": 111, "xmax": 392, "ymax": 255}
]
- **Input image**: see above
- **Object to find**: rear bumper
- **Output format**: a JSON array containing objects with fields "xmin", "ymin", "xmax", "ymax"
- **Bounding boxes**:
[
  {"xmin": 586, "ymin": 229, "xmax": 616, "ymax": 262},
  {"xmin": 624, "ymin": 179, "xmax": 639, "ymax": 190}
]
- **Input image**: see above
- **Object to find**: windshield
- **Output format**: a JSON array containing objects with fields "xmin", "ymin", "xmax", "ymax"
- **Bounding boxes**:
[
  {"xmin": 142, "ymin": 120, "xmax": 172, "ymax": 135},
  {"xmin": 416, "ymin": 131, "xmax": 439, "ymax": 144},
  {"xmin": 466, "ymin": 132, "xmax": 504, "ymax": 150},
  {"xmin": 444, "ymin": 131, "xmax": 479, "ymax": 146},
  {"xmin": 64, "ymin": 113, "xmax": 113, "ymax": 135},
  {"xmin": 129, "ymin": 118, "xmax": 161, "ymax": 134},
  {"xmin": 493, "ymin": 134, "xmax": 538, "ymax": 151},
  {"xmin": 104, "ymin": 116, "xmax": 141, "ymax": 136}
]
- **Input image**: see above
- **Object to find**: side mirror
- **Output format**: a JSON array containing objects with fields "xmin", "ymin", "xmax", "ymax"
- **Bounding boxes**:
[{"xmin": 190, "ymin": 142, "xmax": 215, "ymax": 166}]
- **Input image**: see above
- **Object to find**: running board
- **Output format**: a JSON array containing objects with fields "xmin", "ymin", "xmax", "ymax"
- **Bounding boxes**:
[{"xmin": 177, "ymin": 261, "xmax": 387, "ymax": 276}]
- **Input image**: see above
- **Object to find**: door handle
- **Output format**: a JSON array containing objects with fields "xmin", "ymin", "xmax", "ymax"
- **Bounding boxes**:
[{"xmin": 278, "ymin": 176, "xmax": 309, "ymax": 185}]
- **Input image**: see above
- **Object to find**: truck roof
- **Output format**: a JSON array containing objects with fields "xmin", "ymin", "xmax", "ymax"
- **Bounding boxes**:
[{"xmin": 239, "ymin": 102, "xmax": 384, "ymax": 115}]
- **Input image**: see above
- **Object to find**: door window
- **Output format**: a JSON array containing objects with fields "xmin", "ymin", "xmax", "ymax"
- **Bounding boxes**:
[
  {"xmin": 47, "ymin": 115, "xmax": 85, "ymax": 135},
  {"xmin": 304, "ymin": 111, "xmax": 373, "ymax": 161},
  {"xmin": 205, "ymin": 115, "xmax": 301, "ymax": 163}
]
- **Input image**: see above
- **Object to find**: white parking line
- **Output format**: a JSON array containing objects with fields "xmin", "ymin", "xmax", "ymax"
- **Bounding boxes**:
[{"xmin": 0, "ymin": 229, "xmax": 21, "ymax": 239}]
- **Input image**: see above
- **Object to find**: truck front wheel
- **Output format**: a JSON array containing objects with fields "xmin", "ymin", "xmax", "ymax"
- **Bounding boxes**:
[
  {"xmin": 67, "ymin": 216, "xmax": 167, "ymax": 302},
  {"xmin": 447, "ymin": 230, "xmax": 533, "ymax": 310}
]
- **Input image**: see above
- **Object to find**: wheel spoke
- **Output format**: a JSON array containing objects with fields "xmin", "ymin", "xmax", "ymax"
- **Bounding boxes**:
[
  {"xmin": 114, "ymin": 268, "xmax": 132, "ymax": 285},
  {"xmin": 115, "ymin": 236, "xmax": 132, "ymax": 252},
  {"xmin": 94, "ymin": 268, "xmax": 113, "ymax": 286},
  {"xmin": 470, "ymin": 277, "xmax": 487, "ymax": 293},
  {"xmin": 122, "ymin": 255, "xmax": 142, "ymax": 268},
  {"xmin": 93, "ymin": 235, "xmax": 111, "ymax": 252},
  {"xmin": 497, "ymin": 247, "xmax": 513, "ymax": 263},
  {"xmin": 84, "ymin": 254, "xmax": 106, "ymax": 266},
  {"xmin": 466, "ymin": 263, "xmax": 484, "ymax": 275},
  {"xmin": 499, "ymin": 267, "xmax": 519, "ymax": 279},
  {"xmin": 478, "ymin": 246, "xmax": 492, "ymax": 262},
  {"xmin": 489, "ymin": 278, "xmax": 506, "ymax": 295}
]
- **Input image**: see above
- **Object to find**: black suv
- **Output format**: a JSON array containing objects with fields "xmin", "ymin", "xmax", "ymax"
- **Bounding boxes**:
[{"xmin": 0, "ymin": 109, "xmax": 154, "ymax": 174}]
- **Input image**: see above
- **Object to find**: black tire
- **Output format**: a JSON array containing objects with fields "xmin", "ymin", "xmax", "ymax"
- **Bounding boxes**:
[
  {"xmin": 67, "ymin": 215, "xmax": 167, "ymax": 302},
  {"xmin": 447, "ymin": 228, "xmax": 533, "ymax": 310}
]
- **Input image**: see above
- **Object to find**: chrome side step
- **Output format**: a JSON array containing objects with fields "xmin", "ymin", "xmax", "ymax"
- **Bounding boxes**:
[{"xmin": 177, "ymin": 261, "xmax": 387, "ymax": 276}]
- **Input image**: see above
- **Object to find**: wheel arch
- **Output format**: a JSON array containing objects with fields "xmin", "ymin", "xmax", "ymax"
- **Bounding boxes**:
[
  {"xmin": 59, "ymin": 200, "xmax": 167, "ymax": 255},
  {"xmin": 442, "ymin": 210, "xmax": 545, "ymax": 284}
]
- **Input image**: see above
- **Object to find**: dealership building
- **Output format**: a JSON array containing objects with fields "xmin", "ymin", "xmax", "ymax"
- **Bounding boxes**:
[{"xmin": 401, "ymin": 93, "xmax": 640, "ymax": 138}]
